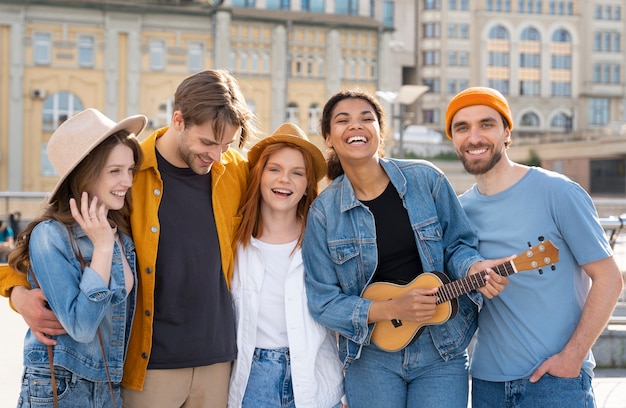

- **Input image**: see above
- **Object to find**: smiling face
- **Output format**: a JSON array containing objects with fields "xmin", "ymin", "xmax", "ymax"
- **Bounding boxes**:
[
  {"xmin": 325, "ymin": 97, "xmax": 382, "ymax": 164},
  {"xmin": 88, "ymin": 143, "xmax": 135, "ymax": 212},
  {"xmin": 170, "ymin": 111, "xmax": 239, "ymax": 174},
  {"xmin": 259, "ymin": 146, "xmax": 308, "ymax": 215},
  {"xmin": 450, "ymin": 104, "xmax": 511, "ymax": 175}
]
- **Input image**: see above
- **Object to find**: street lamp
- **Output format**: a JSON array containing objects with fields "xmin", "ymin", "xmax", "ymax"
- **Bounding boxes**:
[{"xmin": 376, "ymin": 85, "xmax": 429, "ymax": 158}]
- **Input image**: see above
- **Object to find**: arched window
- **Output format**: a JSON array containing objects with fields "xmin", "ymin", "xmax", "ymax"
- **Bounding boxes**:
[
  {"xmin": 520, "ymin": 112, "xmax": 540, "ymax": 127},
  {"xmin": 308, "ymin": 103, "xmax": 321, "ymax": 133},
  {"xmin": 520, "ymin": 27, "xmax": 540, "ymax": 41},
  {"xmin": 42, "ymin": 91, "xmax": 84, "ymax": 132},
  {"xmin": 551, "ymin": 29, "xmax": 571, "ymax": 43},
  {"xmin": 286, "ymin": 102, "xmax": 300, "ymax": 125},
  {"xmin": 550, "ymin": 112, "xmax": 570, "ymax": 130},
  {"xmin": 489, "ymin": 25, "xmax": 510, "ymax": 40}
]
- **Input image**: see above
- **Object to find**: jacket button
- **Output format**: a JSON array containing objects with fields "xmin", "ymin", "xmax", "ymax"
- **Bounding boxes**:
[
  {"xmin": 153, "ymin": 189, "xmax": 161, "ymax": 196},
  {"xmin": 141, "ymin": 352, "xmax": 148, "ymax": 359},
  {"xmin": 145, "ymin": 310, "xmax": 151, "ymax": 316},
  {"xmin": 145, "ymin": 267, "xmax": 152, "ymax": 274},
  {"xmin": 151, "ymin": 226, "xmax": 158, "ymax": 233}
]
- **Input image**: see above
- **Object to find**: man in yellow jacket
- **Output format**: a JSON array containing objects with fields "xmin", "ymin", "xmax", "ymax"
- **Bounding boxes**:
[{"xmin": 1, "ymin": 69, "xmax": 257, "ymax": 407}]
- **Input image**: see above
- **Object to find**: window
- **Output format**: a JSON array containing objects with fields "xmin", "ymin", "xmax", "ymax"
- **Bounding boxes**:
[
  {"xmin": 149, "ymin": 39, "xmax": 166, "ymax": 71},
  {"xmin": 424, "ymin": 0, "xmax": 440, "ymax": 10},
  {"xmin": 422, "ymin": 109, "xmax": 440, "ymax": 124},
  {"xmin": 551, "ymin": 54, "xmax": 571, "ymax": 69},
  {"xmin": 590, "ymin": 159, "xmax": 625, "ymax": 194},
  {"xmin": 550, "ymin": 82, "xmax": 571, "ymax": 97},
  {"xmin": 447, "ymin": 79, "xmax": 457, "ymax": 94},
  {"xmin": 267, "ymin": 0, "xmax": 290, "ymax": 9},
  {"xmin": 589, "ymin": 98, "xmax": 609, "ymax": 125},
  {"xmin": 286, "ymin": 103, "xmax": 300, "ymax": 125},
  {"xmin": 336, "ymin": 0, "xmax": 358, "ymax": 14},
  {"xmin": 232, "ymin": 0, "xmax": 255, "ymax": 6},
  {"xmin": 383, "ymin": 1, "xmax": 394, "ymax": 27},
  {"xmin": 550, "ymin": 111, "xmax": 570, "ymax": 129},
  {"xmin": 551, "ymin": 29, "xmax": 571, "ymax": 43},
  {"xmin": 188, "ymin": 42, "xmax": 203, "ymax": 72},
  {"xmin": 423, "ymin": 78, "xmax": 440, "ymax": 93},
  {"xmin": 458, "ymin": 51, "xmax": 469, "ymax": 66},
  {"xmin": 520, "ymin": 80, "xmax": 540, "ymax": 96},
  {"xmin": 42, "ymin": 92, "xmax": 85, "ymax": 175},
  {"xmin": 77, "ymin": 35, "xmax": 94, "ymax": 68},
  {"xmin": 424, "ymin": 23, "xmax": 440, "ymax": 38},
  {"xmin": 423, "ymin": 50, "xmax": 440, "ymax": 66},
  {"xmin": 489, "ymin": 51, "xmax": 510, "ymax": 67},
  {"xmin": 520, "ymin": 53, "xmax": 540, "ymax": 68},
  {"xmin": 34, "ymin": 32, "xmax": 52, "ymax": 65},
  {"xmin": 459, "ymin": 24, "xmax": 469, "ymax": 38},
  {"xmin": 448, "ymin": 24, "xmax": 457, "ymax": 38},
  {"xmin": 308, "ymin": 103, "xmax": 321, "ymax": 133},
  {"xmin": 302, "ymin": 0, "xmax": 324, "ymax": 12},
  {"xmin": 488, "ymin": 79, "xmax": 509, "ymax": 95},
  {"xmin": 521, "ymin": 27, "xmax": 540, "ymax": 41},
  {"xmin": 520, "ymin": 112, "xmax": 540, "ymax": 127},
  {"xmin": 489, "ymin": 25, "xmax": 510, "ymax": 40}
]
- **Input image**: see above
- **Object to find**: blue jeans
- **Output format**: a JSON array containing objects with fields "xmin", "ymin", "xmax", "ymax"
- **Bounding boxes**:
[
  {"xmin": 472, "ymin": 371, "xmax": 596, "ymax": 408},
  {"xmin": 344, "ymin": 328, "xmax": 470, "ymax": 408},
  {"xmin": 18, "ymin": 366, "xmax": 122, "ymax": 407},
  {"xmin": 242, "ymin": 348, "xmax": 295, "ymax": 408}
]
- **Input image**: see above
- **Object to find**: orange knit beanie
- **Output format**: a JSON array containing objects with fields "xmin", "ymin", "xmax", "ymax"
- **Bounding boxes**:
[{"xmin": 445, "ymin": 87, "xmax": 513, "ymax": 139}]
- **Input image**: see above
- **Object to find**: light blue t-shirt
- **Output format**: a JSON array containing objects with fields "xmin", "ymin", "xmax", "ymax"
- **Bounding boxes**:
[{"xmin": 459, "ymin": 167, "xmax": 612, "ymax": 382}]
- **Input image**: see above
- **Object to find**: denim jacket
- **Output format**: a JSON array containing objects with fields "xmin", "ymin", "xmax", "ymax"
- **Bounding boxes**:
[
  {"xmin": 23, "ymin": 219, "xmax": 137, "ymax": 383},
  {"xmin": 302, "ymin": 158, "xmax": 483, "ymax": 368}
]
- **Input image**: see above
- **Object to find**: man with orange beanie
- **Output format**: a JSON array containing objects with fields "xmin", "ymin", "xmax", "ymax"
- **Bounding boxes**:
[{"xmin": 446, "ymin": 87, "xmax": 623, "ymax": 407}]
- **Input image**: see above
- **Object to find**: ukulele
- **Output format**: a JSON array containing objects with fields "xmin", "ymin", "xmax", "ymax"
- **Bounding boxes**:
[{"xmin": 362, "ymin": 240, "xmax": 559, "ymax": 352}]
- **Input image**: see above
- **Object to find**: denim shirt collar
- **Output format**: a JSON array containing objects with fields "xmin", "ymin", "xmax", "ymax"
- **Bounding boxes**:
[{"xmin": 338, "ymin": 158, "xmax": 408, "ymax": 212}]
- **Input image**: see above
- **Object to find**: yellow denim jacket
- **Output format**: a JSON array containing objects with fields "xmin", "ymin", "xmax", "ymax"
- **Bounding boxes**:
[{"xmin": 0, "ymin": 127, "xmax": 249, "ymax": 391}]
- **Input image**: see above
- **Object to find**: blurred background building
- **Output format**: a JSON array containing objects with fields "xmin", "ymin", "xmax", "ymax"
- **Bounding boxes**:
[{"xmin": 0, "ymin": 0, "xmax": 625, "ymax": 202}]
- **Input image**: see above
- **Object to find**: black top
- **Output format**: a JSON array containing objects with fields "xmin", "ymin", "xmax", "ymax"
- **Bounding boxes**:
[
  {"xmin": 148, "ymin": 149, "xmax": 237, "ymax": 369},
  {"xmin": 361, "ymin": 182, "xmax": 424, "ymax": 284}
]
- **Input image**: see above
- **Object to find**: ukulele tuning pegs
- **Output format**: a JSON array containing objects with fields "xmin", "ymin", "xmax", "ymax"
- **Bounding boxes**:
[
  {"xmin": 538, "ymin": 268, "xmax": 544, "ymax": 275},
  {"xmin": 551, "ymin": 265, "xmax": 556, "ymax": 271},
  {"xmin": 527, "ymin": 241, "xmax": 532, "ymax": 248},
  {"xmin": 537, "ymin": 235, "xmax": 545, "ymax": 242}
]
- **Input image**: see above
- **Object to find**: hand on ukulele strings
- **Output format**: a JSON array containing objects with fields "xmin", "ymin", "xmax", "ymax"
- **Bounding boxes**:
[{"xmin": 468, "ymin": 257, "xmax": 513, "ymax": 299}]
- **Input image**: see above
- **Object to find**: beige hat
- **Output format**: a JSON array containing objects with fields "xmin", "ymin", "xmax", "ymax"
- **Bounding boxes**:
[
  {"xmin": 47, "ymin": 108, "xmax": 147, "ymax": 203},
  {"xmin": 247, "ymin": 123, "xmax": 327, "ymax": 182}
]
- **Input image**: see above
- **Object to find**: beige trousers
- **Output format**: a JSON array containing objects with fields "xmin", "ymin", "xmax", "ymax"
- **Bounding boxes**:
[{"xmin": 121, "ymin": 362, "xmax": 231, "ymax": 408}]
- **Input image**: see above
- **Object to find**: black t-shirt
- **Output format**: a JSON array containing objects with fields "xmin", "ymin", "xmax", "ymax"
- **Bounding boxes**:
[
  {"xmin": 361, "ymin": 182, "xmax": 424, "ymax": 284},
  {"xmin": 148, "ymin": 149, "xmax": 237, "ymax": 369}
]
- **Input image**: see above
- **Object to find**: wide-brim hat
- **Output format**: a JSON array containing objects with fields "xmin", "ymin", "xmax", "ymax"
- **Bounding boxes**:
[
  {"xmin": 46, "ymin": 108, "xmax": 148, "ymax": 203},
  {"xmin": 247, "ymin": 122, "xmax": 327, "ymax": 182}
]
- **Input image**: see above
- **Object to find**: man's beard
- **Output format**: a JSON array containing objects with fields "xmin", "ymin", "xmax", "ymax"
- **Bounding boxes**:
[{"xmin": 458, "ymin": 148, "xmax": 503, "ymax": 175}]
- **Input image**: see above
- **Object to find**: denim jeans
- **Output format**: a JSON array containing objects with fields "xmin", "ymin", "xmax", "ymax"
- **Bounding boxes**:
[
  {"xmin": 242, "ymin": 348, "xmax": 295, "ymax": 408},
  {"xmin": 472, "ymin": 371, "xmax": 596, "ymax": 408},
  {"xmin": 18, "ymin": 366, "xmax": 122, "ymax": 407},
  {"xmin": 344, "ymin": 328, "xmax": 470, "ymax": 408}
]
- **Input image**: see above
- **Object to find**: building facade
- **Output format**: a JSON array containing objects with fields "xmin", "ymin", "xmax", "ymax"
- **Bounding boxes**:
[
  {"xmin": 0, "ymin": 0, "xmax": 392, "ymax": 193},
  {"xmin": 0, "ymin": 0, "xmax": 625, "ymax": 196}
]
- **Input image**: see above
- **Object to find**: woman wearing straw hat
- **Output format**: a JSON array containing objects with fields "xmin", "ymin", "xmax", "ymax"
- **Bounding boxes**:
[
  {"xmin": 9, "ymin": 108, "xmax": 146, "ymax": 407},
  {"xmin": 228, "ymin": 123, "xmax": 344, "ymax": 408}
]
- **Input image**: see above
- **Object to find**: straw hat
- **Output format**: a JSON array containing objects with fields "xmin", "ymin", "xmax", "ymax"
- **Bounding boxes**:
[
  {"xmin": 247, "ymin": 122, "xmax": 327, "ymax": 182},
  {"xmin": 46, "ymin": 108, "xmax": 147, "ymax": 203}
]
